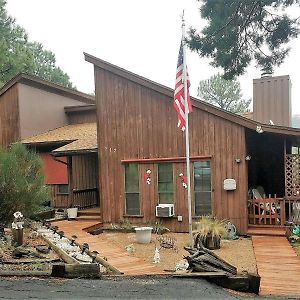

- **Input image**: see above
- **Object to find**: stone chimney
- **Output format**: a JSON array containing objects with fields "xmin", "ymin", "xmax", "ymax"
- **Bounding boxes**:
[{"xmin": 253, "ymin": 75, "xmax": 291, "ymax": 127}]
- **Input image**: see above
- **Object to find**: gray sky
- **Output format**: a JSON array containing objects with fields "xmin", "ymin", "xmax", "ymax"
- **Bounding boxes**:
[{"xmin": 6, "ymin": 0, "xmax": 300, "ymax": 114}]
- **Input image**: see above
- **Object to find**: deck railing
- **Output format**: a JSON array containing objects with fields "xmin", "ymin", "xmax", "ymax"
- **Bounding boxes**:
[
  {"xmin": 248, "ymin": 196, "xmax": 300, "ymax": 226},
  {"xmin": 72, "ymin": 187, "xmax": 98, "ymax": 209}
]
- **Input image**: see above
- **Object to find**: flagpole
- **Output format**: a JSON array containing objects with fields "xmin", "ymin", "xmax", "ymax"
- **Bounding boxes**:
[{"xmin": 181, "ymin": 12, "xmax": 193, "ymax": 247}]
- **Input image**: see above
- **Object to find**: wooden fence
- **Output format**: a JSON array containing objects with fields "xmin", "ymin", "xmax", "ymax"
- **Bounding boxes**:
[
  {"xmin": 72, "ymin": 188, "xmax": 98, "ymax": 209},
  {"xmin": 248, "ymin": 196, "xmax": 300, "ymax": 225}
]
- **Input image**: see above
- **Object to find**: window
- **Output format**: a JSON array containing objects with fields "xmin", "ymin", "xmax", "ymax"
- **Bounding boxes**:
[
  {"xmin": 194, "ymin": 161, "xmax": 212, "ymax": 215},
  {"xmin": 125, "ymin": 163, "xmax": 140, "ymax": 215},
  {"xmin": 158, "ymin": 163, "xmax": 174, "ymax": 204},
  {"xmin": 57, "ymin": 184, "xmax": 69, "ymax": 194}
]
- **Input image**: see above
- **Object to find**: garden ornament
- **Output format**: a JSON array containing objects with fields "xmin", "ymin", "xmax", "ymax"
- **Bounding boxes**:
[
  {"xmin": 153, "ymin": 247, "xmax": 160, "ymax": 264},
  {"xmin": 292, "ymin": 224, "xmax": 300, "ymax": 236},
  {"xmin": 225, "ymin": 222, "xmax": 238, "ymax": 240},
  {"xmin": 179, "ymin": 173, "xmax": 187, "ymax": 189},
  {"xmin": 144, "ymin": 169, "xmax": 152, "ymax": 185},
  {"xmin": 70, "ymin": 235, "xmax": 77, "ymax": 245},
  {"xmin": 82, "ymin": 242, "xmax": 89, "ymax": 254},
  {"xmin": 12, "ymin": 211, "xmax": 24, "ymax": 229}
]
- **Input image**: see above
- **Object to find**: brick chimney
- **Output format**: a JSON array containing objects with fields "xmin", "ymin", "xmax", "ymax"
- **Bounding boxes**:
[{"xmin": 253, "ymin": 75, "xmax": 291, "ymax": 127}]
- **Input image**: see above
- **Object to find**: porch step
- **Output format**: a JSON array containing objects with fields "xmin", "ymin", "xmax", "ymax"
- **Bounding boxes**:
[
  {"xmin": 77, "ymin": 207, "xmax": 101, "ymax": 216},
  {"xmin": 247, "ymin": 225, "xmax": 286, "ymax": 236},
  {"xmin": 75, "ymin": 215, "xmax": 102, "ymax": 222}
]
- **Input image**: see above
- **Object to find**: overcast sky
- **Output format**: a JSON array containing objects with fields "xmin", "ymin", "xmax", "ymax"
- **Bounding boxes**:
[{"xmin": 6, "ymin": 0, "xmax": 300, "ymax": 114}]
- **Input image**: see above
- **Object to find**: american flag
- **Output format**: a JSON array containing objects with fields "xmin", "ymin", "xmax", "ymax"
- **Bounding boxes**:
[{"xmin": 173, "ymin": 41, "xmax": 192, "ymax": 131}]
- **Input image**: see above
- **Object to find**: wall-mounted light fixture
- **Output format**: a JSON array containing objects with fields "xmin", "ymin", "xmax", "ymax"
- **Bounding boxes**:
[
  {"xmin": 256, "ymin": 125, "xmax": 264, "ymax": 134},
  {"xmin": 245, "ymin": 155, "xmax": 251, "ymax": 161}
]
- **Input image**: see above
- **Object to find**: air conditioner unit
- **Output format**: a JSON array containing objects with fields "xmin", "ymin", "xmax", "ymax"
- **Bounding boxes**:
[{"xmin": 155, "ymin": 204, "xmax": 174, "ymax": 217}]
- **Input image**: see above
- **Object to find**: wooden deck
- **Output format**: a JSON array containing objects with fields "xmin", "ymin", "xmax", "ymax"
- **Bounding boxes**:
[
  {"xmin": 252, "ymin": 236, "xmax": 300, "ymax": 296},
  {"xmin": 53, "ymin": 220, "xmax": 166, "ymax": 275}
]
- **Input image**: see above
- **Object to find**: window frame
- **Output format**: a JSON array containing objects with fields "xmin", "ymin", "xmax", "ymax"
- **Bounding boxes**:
[
  {"xmin": 157, "ymin": 162, "xmax": 174, "ymax": 205},
  {"xmin": 124, "ymin": 163, "xmax": 141, "ymax": 216},
  {"xmin": 57, "ymin": 184, "xmax": 69, "ymax": 195},
  {"xmin": 193, "ymin": 160, "xmax": 212, "ymax": 216}
]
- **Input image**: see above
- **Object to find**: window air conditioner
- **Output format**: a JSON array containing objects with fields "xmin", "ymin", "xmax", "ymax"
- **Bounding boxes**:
[{"xmin": 155, "ymin": 204, "xmax": 174, "ymax": 217}]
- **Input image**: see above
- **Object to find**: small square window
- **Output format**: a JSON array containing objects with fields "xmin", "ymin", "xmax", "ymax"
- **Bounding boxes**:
[{"xmin": 58, "ymin": 184, "xmax": 69, "ymax": 194}]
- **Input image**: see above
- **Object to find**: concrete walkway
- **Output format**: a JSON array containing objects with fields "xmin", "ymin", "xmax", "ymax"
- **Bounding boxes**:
[
  {"xmin": 53, "ymin": 220, "xmax": 165, "ymax": 275},
  {"xmin": 252, "ymin": 235, "xmax": 300, "ymax": 296}
]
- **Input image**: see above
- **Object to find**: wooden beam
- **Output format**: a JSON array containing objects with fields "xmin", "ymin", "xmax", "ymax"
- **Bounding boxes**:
[{"xmin": 121, "ymin": 156, "xmax": 212, "ymax": 164}]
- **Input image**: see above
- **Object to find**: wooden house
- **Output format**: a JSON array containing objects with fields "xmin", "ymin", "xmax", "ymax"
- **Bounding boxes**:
[
  {"xmin": 0, "ymin": 74, "xmax": 97, "ymax": 208},
  {"xmin": 85, "ymin": 53, "xmax": 300, "ymax": 234}
]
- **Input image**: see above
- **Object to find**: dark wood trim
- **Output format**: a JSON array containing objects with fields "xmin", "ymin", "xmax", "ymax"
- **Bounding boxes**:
[
  {"xmin": 53, "ymin": 157, "xmax": 68, "ymax": 166},
  {"xmin": 52, "ymin": 149, "xmax": 98, "ymax": 156},
  {"xmin": 0, "ymin": 73, "xmax": 95, "ymax": 104},
  {"xmin": 64, "ymin": 104, "xmax": 96, "ymax": 113},
  {"xmin": 73, "ymin": 187, "xmax": 98, "ymax": 193},
  {"xmin": 121, "ymin": 156, "xmax": 212, "ymax": 164},
  {"xmin": 123, "ymin": 214, "xmax": 144, "ymax": 218}
]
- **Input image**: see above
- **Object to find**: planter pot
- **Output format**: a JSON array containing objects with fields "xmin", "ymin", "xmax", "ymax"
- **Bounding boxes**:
[
  {"xmin": 67, "ymin": 207, "xmax": 78, "ymax": 220},
  {"xmin": 135, "ymin": 227, "xmax": 153, "ymax": 244}
]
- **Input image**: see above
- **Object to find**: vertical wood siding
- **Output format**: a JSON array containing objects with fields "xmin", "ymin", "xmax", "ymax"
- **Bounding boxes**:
[
  {"xmin": 0, "ymin": 85, "xmax": 20, "ymax": 148},
  {"xmin": 95, "ymin": 67, "xmax": 248, "ymax": 233},
  {"xmin": 72, "ymin": 154, "xmax": 99, "ymax": 208},
  {"xmin": 49, "ymin": 185, "xmax": 71, "ymax": 208}
]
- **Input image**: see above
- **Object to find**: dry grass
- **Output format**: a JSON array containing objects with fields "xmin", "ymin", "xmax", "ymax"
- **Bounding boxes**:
[{"xmin": 101, "ymin": 232, "xmax": 257, "ymax": 274}]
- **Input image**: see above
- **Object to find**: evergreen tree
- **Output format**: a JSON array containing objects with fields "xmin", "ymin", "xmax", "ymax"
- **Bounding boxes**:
[
  {"xmin": 0, "ymin": 0, "xmax": 74, "ymax": 88},
  {"xmin": 187, "ymin": 0, "xmax": 299, "ymax": 79},
  {"xmin": 0, "ymin": 143, "xmax": 49, "ymax": 227},
  {"xmin": 198, "ymin": 74, "xmax": 251, "ymax": 113}
]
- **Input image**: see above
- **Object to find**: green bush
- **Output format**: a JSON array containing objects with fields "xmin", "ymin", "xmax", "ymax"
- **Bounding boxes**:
[{"xmin": 0, "ymin": 143, "xmax": 50, "ymax": 226}]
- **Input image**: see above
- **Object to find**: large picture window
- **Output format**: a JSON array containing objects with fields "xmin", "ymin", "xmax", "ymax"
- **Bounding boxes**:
[
  {"xmin": 125, "ymin": 163, "xmax": 140, "ymax": 215},
  {"xmin": 194, "ymin": 161, "xmax": 212, "ymax": 215},
  {"xmin": 158, "ymin": 163, "xmax": 174, "ymax": 204}
]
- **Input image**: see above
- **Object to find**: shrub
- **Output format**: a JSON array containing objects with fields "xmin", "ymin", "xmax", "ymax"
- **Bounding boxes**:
[
  {"xmin": 193, "ymin": 215, "xmax": 227, "ymax": 249},
  {"xmin": 0, "ymin": 143, "xmax": 49, "ymax": 226}
]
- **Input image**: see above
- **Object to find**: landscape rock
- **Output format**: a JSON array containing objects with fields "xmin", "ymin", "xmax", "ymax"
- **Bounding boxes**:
[{"xmin": 12, "ymin": 246, "xmax": 31, "ymax": 258}]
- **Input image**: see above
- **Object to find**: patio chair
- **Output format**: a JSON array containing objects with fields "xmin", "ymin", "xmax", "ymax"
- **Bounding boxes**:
[{"xmin": 252, "ymin": 188, "xmax": 280, "ymax": 223}]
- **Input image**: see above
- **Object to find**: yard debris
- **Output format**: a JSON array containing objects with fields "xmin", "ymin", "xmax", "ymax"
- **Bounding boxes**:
[
  {"xmin": 125, "ymin": 244, "xmax": 135, "ymax": 253},
  {"xmin": 184, "ymin": 241, "xmax": 237, "ymax": 275},
  {"xmin": 156, "ymin": 235, "xmax": 177, "ymax": 251}
]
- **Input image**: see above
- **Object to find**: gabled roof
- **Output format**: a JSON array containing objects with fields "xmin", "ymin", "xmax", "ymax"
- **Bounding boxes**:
[
  {"xmin": 85, "ymin": 52, "xmax": 300, "ymax": 137},
  {"xmin": 0, "ymin": 73, "xmax": 95, "ymax": 104},
  {"xmin": 22, "ymin": 123, "xmax": 97, "ymax": 156}
]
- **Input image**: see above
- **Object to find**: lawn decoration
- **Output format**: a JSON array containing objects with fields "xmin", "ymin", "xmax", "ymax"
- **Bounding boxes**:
[
  {"xmin": 225, "ymin": 222, "xmax": 238, "ymax": 240},
  {"xmin": 11, "ymin": 211, "xmax": 24, "ymax": 246},
  {"xmin": 156, "ymin": 235, "xmax": 178, "ymax": 252},
  {"xmin": 144, "ymin": 169, "xmax": 152, "ymax": 185},
  {"xmin": 179, "ymin": 173, "xmax": 187, "ymax": 189},
  {"xmin": 153, "ymin": 247, "xmax": 160, "ymax": 264}
]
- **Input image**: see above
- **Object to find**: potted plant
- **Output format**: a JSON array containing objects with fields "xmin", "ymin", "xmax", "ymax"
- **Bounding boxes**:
[{"xmin": 193, "ymin": 215, "xmax": 227, "ymax": 250}]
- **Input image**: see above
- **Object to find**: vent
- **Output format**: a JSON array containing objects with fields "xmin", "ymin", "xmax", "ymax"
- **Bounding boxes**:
[{"xmin": 155, "ymin": 204, "xmax": 174, "ymax": 217}]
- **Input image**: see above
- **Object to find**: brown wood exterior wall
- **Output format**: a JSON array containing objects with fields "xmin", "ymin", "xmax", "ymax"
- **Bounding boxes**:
[
  {"xmin": 49, "ymin": 154, "xmax": 99, "ymax": 209},
  {"xmin": 49, "ymin": 184, "xmax": 71, "ymax": 208},
  {"xmin": 67, "ymin": 110, "xmax": 96, "ymax": 124},
  {"xmin": 0, "ymin": 84, "xmax": 20, "ymax": 148},
  {"xmin": 94, "ymin": 67, "xmax": 248, "ymax": 233}
]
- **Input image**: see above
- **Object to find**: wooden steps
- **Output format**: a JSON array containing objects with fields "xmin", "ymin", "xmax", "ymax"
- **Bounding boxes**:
[
  {"xmin": 76, "ymin": 207, "xmax": 102, "ymax": 222},
  {"xmin": 247, "ymin": 225, "xmax": 286, "ymax": 236},
  {"xmin": 53, "ymin": 220, "xmax": 165, "ymax": 276},
  {"xmin": 252, "ymin": 235, "xmax": 300, "ymax": 296}
]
